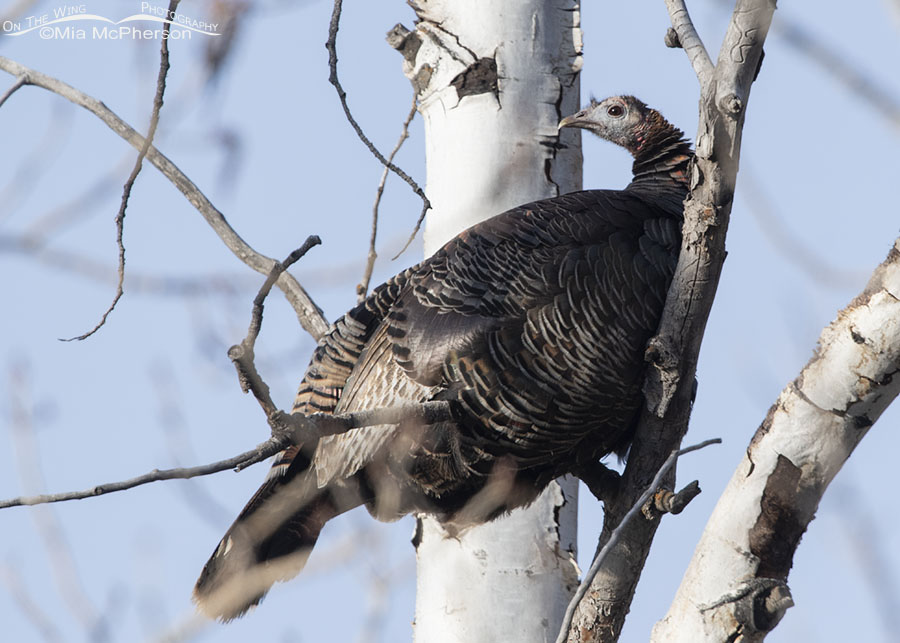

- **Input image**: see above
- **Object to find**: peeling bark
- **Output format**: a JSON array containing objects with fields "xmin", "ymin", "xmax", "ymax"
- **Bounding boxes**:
[
  {"xmin": 450, "ymin": 57, "xmax": 498, "ymax": 99},
  {"xmin": 747, "ymin": 454, "xmax": 805, "ymax": 580},
  {"xmin": 399, "ymin": 0, "xmax": 583, "ymax": 252}
]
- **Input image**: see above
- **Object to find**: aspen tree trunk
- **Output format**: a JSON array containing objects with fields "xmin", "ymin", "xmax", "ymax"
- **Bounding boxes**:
[{"xmin": 389, "ymin": 1, "xmax": 584, "ymax": 640}]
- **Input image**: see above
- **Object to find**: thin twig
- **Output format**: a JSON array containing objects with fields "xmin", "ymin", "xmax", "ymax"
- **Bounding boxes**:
[
  {"xmin": 555, "ymin": 438, "xmax": 721, "ymax": 643},
  {"xmin": 0, "ymin": 234, "xmax": 257, "ymax": 296},
  {"xmin": 20, "ymin": 156, "xmax": 129, "ymax": 243},
  {"xmin": 325, "ymin": 0, "xmax": 430, "ymax": 258},
  {"xmin": 0, "ymin": 439, "xmax": 287, "ymax": 510},
  {"xmin": 664, "ymin": 0, "xmax": 714, "ymax": 83},
  {"xmin": 391, "ymin": 202, "xmax": 428, "ymax": 260},
  {"xmin": 229, "ymin": 238, "xmax": 322, "ymax": 420},
  {"xmin": 63, "ymin": 0, "xmax": 181, "ymax": 342},
  {"xmin": 357, "ymin": 94, "xmax": 418, "ymax": 302},
  {"xmin": 247, "ymin": 237, "xmax": 322, "ymax": 346},
  {"xmin": 0, "ymin": 56, "xmax": 329, "ymax": 340},
  {"xmin": 0, "ymin": 74, "xmax": 26, "ymax": 108},
  {"xmin": 0, "ymin": 401, "xmax": 454, "ymax": 510}
]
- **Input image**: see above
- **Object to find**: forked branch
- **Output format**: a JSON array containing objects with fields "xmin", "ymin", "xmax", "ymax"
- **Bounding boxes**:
[{"xmin": 0, "ymin": 56, "xmax": 329, "ymax": 340}]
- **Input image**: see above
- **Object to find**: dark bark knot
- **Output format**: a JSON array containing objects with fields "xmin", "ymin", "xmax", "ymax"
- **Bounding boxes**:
[
  {"xmin": 664, "ymin": 27, "xmax": 682, "ymax": 49},
  {"xmin": 451, "ymin": 57, "xmax": 499, "ymax": 100},
  {"xmin": 719, "ymin": 93, "xmax": 743, "ymax": 117},
  {"xmin": 386, "ymin": 24, "xmax": 430, "ymax": 95},
  {"xmin": 386, "ymin": 23, "xmax": 421, "ymax": 64},
  {"xmin": 733, "ymin": 579, "xmax": 794, "ymax": 634}
]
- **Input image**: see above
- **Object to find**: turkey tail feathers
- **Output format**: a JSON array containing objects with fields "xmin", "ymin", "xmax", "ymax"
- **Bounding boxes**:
[{"xmin": 193, "ymin": 462, "xmax": 360, "ymax": 621}]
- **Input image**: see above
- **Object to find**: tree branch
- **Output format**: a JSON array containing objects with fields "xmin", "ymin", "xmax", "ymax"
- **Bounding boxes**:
[
  {"xmin": 357, "ymin": 93, "xmax": 418, "ymax": 302},
  {"xmin": 0, "ymin": 244, "xmax": 452, "ymax": 511},
  {"xmin": 326, "ymin": 0, "xmax": 430, "ymax": 258},
  {"xmin": 0, "ymin": 234, "xmax": 259, "ymax": 296},
  {"xmin": 555, "ymin": 439, "xmax": 720, "ymax": 643},
  {"xmin": 229, "ymin": 240, "xmax": 323, "ymax": 421},
  {"xmin": 0, "ymin": 74, "xmax": 26, "ymax": 109},
  {"xmin": 566, "ymin": 1, "xmax": 775, "ymax": 640},
  {"xmin": 63, "ymin": 0, "xmax": 180, "ymax": 342},
  {"xmin": 663, "ymin": 0, "xmax": 714, "ymax": 82},
  {"xmin": 653, "ymin": 235, "xmax": 900, "ymax": 641},
  {"xmin": 0, "ymin": 401, "xmax": 454, "ymax": 510},
  {"xmin": 0, "ymin": 56, "xmax": 329, "ymax": 341}
]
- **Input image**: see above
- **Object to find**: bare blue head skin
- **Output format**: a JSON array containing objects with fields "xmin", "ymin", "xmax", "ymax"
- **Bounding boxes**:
[
  {"xmin": 559, "ymin": 95, "xmax": 651, "ymax": 153},
  {"xmin": 559, "ymin": 95, "xmax": 693, "ymax": 200}
]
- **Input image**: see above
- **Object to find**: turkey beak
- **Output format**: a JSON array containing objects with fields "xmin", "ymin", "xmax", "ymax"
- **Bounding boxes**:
[{"xmin": 558, "ymin": 112, "xmax": 589, "ymax": 131}]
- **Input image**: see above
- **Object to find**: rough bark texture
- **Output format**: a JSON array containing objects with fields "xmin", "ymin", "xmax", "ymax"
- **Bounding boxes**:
[
  {"xmin": 566, "ymin": 1, "xmax": 775, "ymax": 640},
  {"xmin": 391, "ymin": 1, "xmax": 585, "ymax": 641},
  {"xmin": 652, "ymin": 239, "xmax": 900, "ymax": 642}
]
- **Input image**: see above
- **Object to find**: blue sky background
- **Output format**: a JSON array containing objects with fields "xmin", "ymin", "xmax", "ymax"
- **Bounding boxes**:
[{"xmin": 1, "ymin": 0, "xmax": 899, "ymax": 641}]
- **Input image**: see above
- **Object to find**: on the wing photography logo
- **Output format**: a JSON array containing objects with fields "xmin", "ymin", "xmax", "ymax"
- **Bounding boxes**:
[{"xmin": 1, "ymin": 3, "xmax": 220, "ymax": 40}]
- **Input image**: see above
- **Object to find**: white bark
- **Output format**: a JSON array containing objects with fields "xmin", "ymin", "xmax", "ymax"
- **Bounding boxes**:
[
  {"xmin": 391, "ymin": 1, "xmax": 584, "ymax": 640},
  {"xmin": 652, "ymin": 238, "xmax": 900, "ymax": 642},
  {"xmin": 405, "ymin": 0, "xmax": 583, "ymax": 252}
]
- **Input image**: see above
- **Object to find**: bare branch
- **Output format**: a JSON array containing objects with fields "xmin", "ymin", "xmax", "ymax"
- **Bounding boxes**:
[
  {"xmin": 0, "ymin": 56, "xmax": 329, "ymax": 340},
  {"xmin": 664, "ymin": 0, "xmax": 714, "ymax": 83},
  {"xmin": 653, "ymin": 235, "xmax": 900, "ymax": 640},
  {"xmin": 247, "ymin": 238, "xmax": 322, "ymax": 348},
  {"xmin": 0, "ymin": 234, "xmax": 257, "ymax": 296},
  {"xmin": 326, "ymin": 0, "xmax": 430, "ymax": 258},
  {"xmin": 19, "ymin": 156, "xmax": 128, "ymax": 243},
  {"xmin": 357, "ymin": 94, "xmax": 418, "ymax": 302},
  {"xmin": 555, "ymin": 439, "xmax": 720, "ymax": 643},
  {"xmin": 0, "ymin": 74, "xmax": 26, "ymax": 109},
  {"xmin": 0, "ymin": 439, "xmax": 286, "ymax": 510},
  {"xmin": 652, "ymin": 479, "xmax": 701, "ymax": 515},
  {"xmin": 63, "ymin": 0, "xmax": 181, "ymax": 341},
  {"xmin": 0, "ymin": 401, "xmax": 454, "ymax": 510},
  {"xmin": 229, "ymin": 239, "xmax": 322, "ymax": 420}
]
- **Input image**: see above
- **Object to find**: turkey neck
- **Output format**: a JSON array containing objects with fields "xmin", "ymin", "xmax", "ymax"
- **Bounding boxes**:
[{"xmin": 626, "ymin": 108, "xmax": 693, "ymax": 208}]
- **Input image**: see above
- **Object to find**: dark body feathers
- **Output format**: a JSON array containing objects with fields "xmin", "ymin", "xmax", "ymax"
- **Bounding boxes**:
[{"xmin": 194, "ymin": 95, "xmax": 693, "ymax": 620}]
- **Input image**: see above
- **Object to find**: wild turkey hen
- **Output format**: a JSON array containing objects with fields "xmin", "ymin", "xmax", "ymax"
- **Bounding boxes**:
[{"xmin": 194, "ymin": 95, "xmax": 693, "ymax": 620}]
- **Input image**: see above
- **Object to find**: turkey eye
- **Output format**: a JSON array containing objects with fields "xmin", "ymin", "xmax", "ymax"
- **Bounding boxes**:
[{"xmin": 607, "ymin": 104, "xmax": 624, "ymax": 117}]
